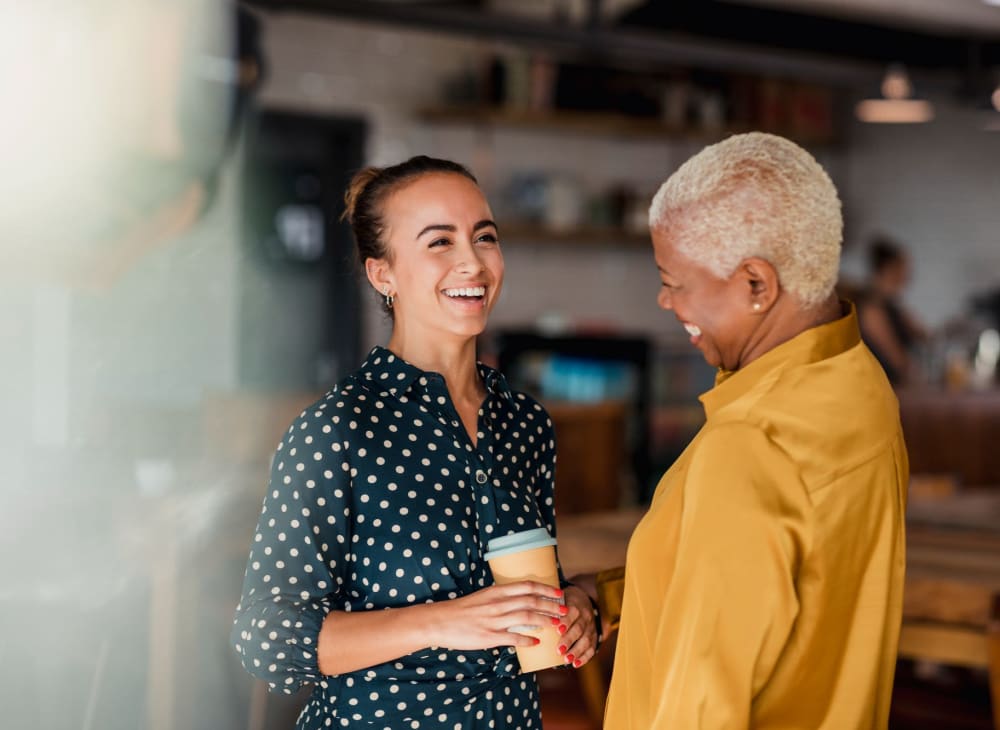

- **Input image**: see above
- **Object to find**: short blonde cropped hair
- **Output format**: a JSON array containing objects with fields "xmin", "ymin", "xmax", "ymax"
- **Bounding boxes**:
[{"xmin": 649, "ymin": 132, "xmax": 842, "ymax": 308}]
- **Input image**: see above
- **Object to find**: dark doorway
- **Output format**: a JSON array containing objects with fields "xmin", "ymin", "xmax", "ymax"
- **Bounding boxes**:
[{"xmin": 240, "ymin": 110, "xmax": 366, "ymax": 390}]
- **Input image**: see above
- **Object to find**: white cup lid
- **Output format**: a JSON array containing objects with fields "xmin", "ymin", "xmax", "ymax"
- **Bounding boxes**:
[{"xmin": 483, "ymin": 527, "xmax": 557, "ymax": 561}]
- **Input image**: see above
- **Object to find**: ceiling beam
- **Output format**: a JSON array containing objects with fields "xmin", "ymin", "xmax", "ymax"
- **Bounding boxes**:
[
  {"xmin": 619, "ymin": 1, "xmax": 1000, "ymax": 71},
  {"xmin": 242, "ymin": 0, "xmax": 886, "ymax": 85}
]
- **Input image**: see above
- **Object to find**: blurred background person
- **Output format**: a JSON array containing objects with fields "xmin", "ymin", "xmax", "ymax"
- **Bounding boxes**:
[
  {"xmin": 858, "ymin": 235, "xmax": 929, "ymax": 386},
  {"xmin": 0, "ymin": 2, "xmax": 263, "ymax": 728}
]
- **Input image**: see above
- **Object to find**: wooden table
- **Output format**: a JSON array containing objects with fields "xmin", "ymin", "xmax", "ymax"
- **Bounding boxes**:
[
  {"xmin": 907, "ymin": 487, "xmax": 1000, "ymax": 534},
  {"xmin": 557, "ymin": 509, "xmax": 643, "ymax": 576},
  {"xmin": 558, "ymin": 492, "xmax": 1000, "ymax": 596}
]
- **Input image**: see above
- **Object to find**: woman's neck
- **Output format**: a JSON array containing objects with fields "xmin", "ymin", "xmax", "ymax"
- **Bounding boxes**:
[
  {"xmin": 737, "ymin": 294, "xmax": 843, "ymax": 371},
  {"xmin": 387, "ymin": 328, "xmax": 483, "ymax": 402}
]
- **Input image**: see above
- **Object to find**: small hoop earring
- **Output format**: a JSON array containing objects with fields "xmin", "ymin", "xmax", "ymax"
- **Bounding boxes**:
[{"xmin": 383, "ymin": 288, "xmax": 394, "ymax": 310}]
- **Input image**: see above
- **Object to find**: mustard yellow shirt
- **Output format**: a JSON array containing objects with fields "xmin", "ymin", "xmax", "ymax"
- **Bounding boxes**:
[{"xmin": 604, "ymin": 304, "xmax": 908, "ymax": 730}]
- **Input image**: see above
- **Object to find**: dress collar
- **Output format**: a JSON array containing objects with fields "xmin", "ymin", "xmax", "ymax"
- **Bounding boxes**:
[
  {"xmin": 358, "ymin": 346, "xmax": 513, "ymax": 401},
  {"xmin": 699, "ymin": 301, "xmax": 861, "ymax": 418}
]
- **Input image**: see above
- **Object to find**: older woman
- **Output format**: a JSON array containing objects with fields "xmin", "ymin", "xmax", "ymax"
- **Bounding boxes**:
[{"xmin": 602, "ymin": 133, "xmax": 908, "ymax": 729}]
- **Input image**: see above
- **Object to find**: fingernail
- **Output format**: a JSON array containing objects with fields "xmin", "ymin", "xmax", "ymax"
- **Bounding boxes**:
[
  {"xmin": 532, "ymin": 638, "xmax": 541, "ymax": 645},
  {"xmin": 558, "ymin": 645, "xmax": 567, "ymax": 654},
  {"xmin": 558, "ymin": 605, "xmax": 568, "ymax": 615},
  {"xmin": 554, "ymin": 588, "xmax": 564, "ymax": 597},
  {"xmin": 566, "ymin": 653, "xmax": 575, "ymax": 663},
  {"xmin": 573, "ymin": 659, "xmax": 582, "ymax": 668},
  {"xmin": 550, "ymin": 617, "xmax": 562, "ymax": 626},
  {"xmin": 558, "ymin": 624, "xmax": 567, "ymax": 635}
]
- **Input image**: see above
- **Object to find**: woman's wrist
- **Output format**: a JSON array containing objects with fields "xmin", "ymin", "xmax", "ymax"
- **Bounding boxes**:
[
  {"xmin": 586, "ymin": 591, "xmax": 603, "ymax": 649},
  {"xmin": 318, "ymin": 602, "xmax": 437, "ymax": 676},
  {"xmin": 412, "ymin": 600, "xmax": 445, "ymax": 648}
]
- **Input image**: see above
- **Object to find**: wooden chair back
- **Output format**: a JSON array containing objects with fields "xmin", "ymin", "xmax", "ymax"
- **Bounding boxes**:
[{"xmin": 897, "ymin": 591, "xmax": 1000, "ymax": 729}]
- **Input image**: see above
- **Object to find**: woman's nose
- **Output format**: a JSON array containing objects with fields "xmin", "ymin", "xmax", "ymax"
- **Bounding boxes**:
[
  {"xmin": 455, "ymin": 242, "xmax": 485, "ymax": 274},
  {"xmin": 657, "ymin": 288, "xmax": 673, "ymax": 310}
]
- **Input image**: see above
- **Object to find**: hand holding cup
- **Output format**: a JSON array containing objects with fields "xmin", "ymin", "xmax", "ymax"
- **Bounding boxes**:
[{"xmin": 484, "ymin": 528, "xmax": 567, "ymax": 672}]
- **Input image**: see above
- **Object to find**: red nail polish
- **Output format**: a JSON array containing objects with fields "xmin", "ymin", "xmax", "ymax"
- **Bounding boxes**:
[
  {"xmin": 550, "ymin": 616, "xmax": 562, "ymax": 626},
  {"xmin": 554, "ymin": 588, "xmax": 564, "ymax": 597},
  {"xmin": 558, "ymin": 624, "xmax": 567, "ymax": 635},
  {"xmin": 532, "ymin": 637, "xmax": 541, "ymax": 646},
  {"xmin": 566, "ymin": 653, "xmax": 575, "ymax": 663},
  {"xmin": 558, "ymin": 605, "xmax": 568, "ymax": 615},
  {"xmin": 558, "ymin": 645, "xmax": 567, "ymax": 654},
  {"xmin": 573, "ymin": 659, "xmax": 582, "ymax": 668}
]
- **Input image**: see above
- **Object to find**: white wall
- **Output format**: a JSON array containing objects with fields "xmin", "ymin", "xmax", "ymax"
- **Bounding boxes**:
[
  {"xmin": 254, "ymin": 15, "xmax": 760, "ymax": 348},
  {"xmin": 257, "ymin": 12, "xmax": 1000, "ymax": 348},
  {"xmin": 840, "ymin": 98, "xmax": 1000, "ymax": 328}
]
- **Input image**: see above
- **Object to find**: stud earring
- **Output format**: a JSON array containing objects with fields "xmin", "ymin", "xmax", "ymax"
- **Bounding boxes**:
[
  {"xmin": 383, "ymin": 287, "xmax": 394, "ymax": 309},
  {"xmin": 752, "ymin": 302, "xmax": 762, "ymax": 312}
]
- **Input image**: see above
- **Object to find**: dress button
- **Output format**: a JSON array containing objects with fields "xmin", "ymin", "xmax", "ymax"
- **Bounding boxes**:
[{"xmin": 475, "ymin": 469, "xmax": 488, "ymax": 485}]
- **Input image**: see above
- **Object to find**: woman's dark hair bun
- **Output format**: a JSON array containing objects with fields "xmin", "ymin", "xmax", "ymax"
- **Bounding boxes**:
[{"xmin": 342, "ymin": 155, "xmax": 478, "ymax": 315}]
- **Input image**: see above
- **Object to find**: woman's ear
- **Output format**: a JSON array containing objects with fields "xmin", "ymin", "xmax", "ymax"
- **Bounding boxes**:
[
  {"xmin": 740, "ymin": 257, "xmax": 780, "ymax": 313},
  {"xmin": 365, "ymin": 257, "xmax": 394, "ymax": 298}
]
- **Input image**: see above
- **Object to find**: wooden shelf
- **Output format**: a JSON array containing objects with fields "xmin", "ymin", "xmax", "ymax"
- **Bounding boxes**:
[
  {"xmin": 419, "ymin": 105, "xmax": 836, "ymax": 146},
  {"xmin": 501, "ymin": 223, "xmax": 649, "ymax": 246},
  {"xmin": 419, "ymin": 105, "xmax": 737, "ymax": 141}
]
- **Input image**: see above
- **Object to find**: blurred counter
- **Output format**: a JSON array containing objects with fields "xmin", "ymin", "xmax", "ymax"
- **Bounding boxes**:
[{"xmin": 898, "ymin": 386, "xmax": 1000, "ymax": 487}]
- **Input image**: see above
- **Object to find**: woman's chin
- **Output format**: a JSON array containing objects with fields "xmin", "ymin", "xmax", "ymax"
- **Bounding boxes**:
[
  {"xmin": 443, "ymin": 318, "xmax": 489, "ymax": 340},
  {"xmin": 698, "ymin": 347, "xmax": 723, "ymax": 369}
]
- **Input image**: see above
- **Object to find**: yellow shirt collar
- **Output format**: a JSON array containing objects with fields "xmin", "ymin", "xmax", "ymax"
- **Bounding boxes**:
[{"xmin": 699, "ymin": 300, "xmax": 861, "ymax": 418}]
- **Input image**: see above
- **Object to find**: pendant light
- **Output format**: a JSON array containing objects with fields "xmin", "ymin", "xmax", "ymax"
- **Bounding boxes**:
[
  {"xmin": 855, "ymin": 64, "xmax": 934, "ymax": 123},
  {"xmin": 984, "ymin": 84, "xmax": 1000, "ymax": 131}
]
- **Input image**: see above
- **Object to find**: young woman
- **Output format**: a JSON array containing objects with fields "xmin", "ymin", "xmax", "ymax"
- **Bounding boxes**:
[{"xmin": 232, "ymin": 156, "xmax": 598, "ymax": 729}]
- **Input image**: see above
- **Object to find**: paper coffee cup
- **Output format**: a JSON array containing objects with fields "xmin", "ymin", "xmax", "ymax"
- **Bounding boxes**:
[{"xmin": 484, "ymin": 527, "xmax": 564, "ymax": 673}]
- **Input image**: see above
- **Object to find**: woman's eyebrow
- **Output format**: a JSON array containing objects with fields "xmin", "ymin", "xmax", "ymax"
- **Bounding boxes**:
[
  {"xmin": 417, "ymin": 220, "xmax": 499, "ymax": 239},
  {"xmin": 416, "ymin": 223, "xmax": 456, "ymax": 239}
]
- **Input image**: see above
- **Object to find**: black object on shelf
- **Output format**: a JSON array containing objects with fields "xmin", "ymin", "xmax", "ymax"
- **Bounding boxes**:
[{"xmin": 553, "ymin": 62, "xmax": 661, "ymax": 118}]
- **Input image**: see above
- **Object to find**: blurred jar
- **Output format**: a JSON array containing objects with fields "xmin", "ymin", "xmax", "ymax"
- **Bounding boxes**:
[
  {"xmin": 972, "ymin": 328, "xmax": 999, "ymax": 389},
  {"xmin": 944, "ymin": 347, "xmax": 971, "ymax": 392},
  {"xmin": 544, "ymin": 175, "xmax": 584, "ymax": 232}
]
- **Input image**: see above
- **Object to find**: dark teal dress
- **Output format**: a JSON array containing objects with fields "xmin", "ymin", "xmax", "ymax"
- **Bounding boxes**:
[{"xmin": 232, "ymin": 347, "xmax": 562, "ymax": 729}]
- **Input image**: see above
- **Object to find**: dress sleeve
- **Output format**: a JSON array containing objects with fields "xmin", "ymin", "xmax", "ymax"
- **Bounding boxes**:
[
  {"xmin": 532, "ymin": 405, "xmax": 558, "ymax": 537},
  {"xmin": 530, "ymin": 404, "xmax": 570, "ymax": 587},
  {"xmin": 647, "ymin": 423, "xmax": 812, "ymax": 728},
  {"xmin": 231, "ymin": 401, "xmax": 352, "ymax": 694}
]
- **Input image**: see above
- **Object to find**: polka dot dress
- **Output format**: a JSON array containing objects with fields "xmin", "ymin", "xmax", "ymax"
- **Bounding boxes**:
[{"xmin": 232, "ymin": 347, "xmax": 563, "ymax": 729}]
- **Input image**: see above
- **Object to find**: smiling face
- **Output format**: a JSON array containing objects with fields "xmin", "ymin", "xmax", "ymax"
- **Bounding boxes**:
[
  {"xmin": 652, "ymin": 226, "xmax": 758, "ymax": 371},
  {"xmin": 368, "ymin": 172, "xmax": 503, "ymax": 342}
]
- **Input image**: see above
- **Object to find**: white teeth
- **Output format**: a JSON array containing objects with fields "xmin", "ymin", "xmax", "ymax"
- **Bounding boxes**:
[
  {"xmin": 444, "ymin": 286, "xmax": 486, "ymax": 298},
  {"xmin": 684, "ymin": 323, "xmax": 702, "ymax": 337}
]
